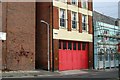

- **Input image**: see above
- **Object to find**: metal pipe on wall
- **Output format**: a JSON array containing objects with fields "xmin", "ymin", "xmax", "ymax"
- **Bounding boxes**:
[{"xmin": 40, "ymin": 20, "xmax": 50, "ymax": 71}]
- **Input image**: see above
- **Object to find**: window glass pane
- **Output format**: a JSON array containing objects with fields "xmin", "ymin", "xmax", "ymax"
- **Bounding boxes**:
[
  {"xmin": 73, "ymin": 42, "xmax": 76, "ymax": 50},
  {"xmin": 72, "ymin": 0, "xmax": 77, "ymax": 5},
  {"xmin": 100, "ymin": 49, "xmax": 104, "ymax": 54},
  {"xmin": 110, "ymin": 49, "xmax": 115, "ymax": 60},
  {"xmin": 60, "ymin": 9, "xmax": 66, "ymax": 27},
  {"xmin": 110, "ymin": 54, "xmax": 114, "ymax": 60},
  {"xmin": 72, "ymin": 12, "xmax": 77, "ymax": 29},
  {"xmin": 72, "ymin": 12, "xmax": 76, "ymax": 20},
  {"xmin": 60, "ymin": 9, "xmax": 65, "ymax": 18},
  {"xmin": 63, "ymin": 41, "xmax": 67, "ymax": 50},
  {"xmin": 111, "ymin": 49, "xmax": 115, "ymax": 54},
  {"xmin": 82, "ymin": 42, "xmax": 86, "ymax": 50},
  {"xmin": 82, "ymin": 15, "xmax": 87, "ymax": 31},
  {"xmin": 115, "ymin": 54, "xmax": 119, "ymax": 60},
  {"xmin": 82, "ymin": 15, "xmax": 86, "ymax": 23},
  {"xmin": 60, "ymin": 18, "xmax": 65, "ymax": 27},
  {"xmin": 103, "ymin": 30, "xmax": 109, "ymax": 40},
  {"xmin": 83, "ymin": 1, "xmax": 86, "ymax": 8},
  {"xmin": 68, "ymin": 41, "xmax": 72, "ymax": 50},
  {"xmin": 82, "ymin": 0, "xmax": 87, "ymax": 8},
  {"xmin": 105, "ymin": 55, "xmax": 108, "ymax": 61},
  {"xmin": 99, "ymin": 55, "xmax": 103, "ymax": 61},
  {"xmin": 72, "ymin": 21, "xmax": 77, "ymax": 28},
  {"xmin": 105, "ymin": 49, "xmax": 109, "ymax": 61},
  {"xmin": 78, "ymin": 42, "xmax": 81, "ymax": 50}
]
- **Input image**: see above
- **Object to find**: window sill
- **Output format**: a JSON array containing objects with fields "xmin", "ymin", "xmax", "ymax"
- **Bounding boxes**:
[
  {"xmin": 82, "ymin": 8, "xmax": 88, "ymax": 10},
  {"xmin": 59, "ymin": 1, "xmax": 67, "ymax": 4},
  {"xmin": 72, "ymin": 28, "xmax": 78, "ymax": 31},
  {"xmin": 71, "ymin": 4, "xmax": 78, "ymax": 7},
  {"xmin": 82, "ymin": 30, "xmax": 88, "ymax": 33},
  {"xmin": 59, "ymin": 26, "xmax": 67, "ymax": 29}
]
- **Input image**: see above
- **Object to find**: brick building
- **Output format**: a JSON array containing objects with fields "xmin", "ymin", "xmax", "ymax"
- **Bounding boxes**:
[
  {"xmin": 2, "ymin": 2, "xmax": 36, "ymax": 70},
  {"xmin": 0, "ymin": 3, "xmax": 2, "ymax": 70},
  {"xmin": 36, "ymin": 0, "xmax": 93, "ymax": 71},
  {"xmin": 1, "ymin": 0, "xmax": 93, "ymax": 71}
]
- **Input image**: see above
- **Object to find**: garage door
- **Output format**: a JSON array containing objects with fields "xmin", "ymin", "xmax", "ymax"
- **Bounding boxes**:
[{"xmin": 59, "ymin": 40, "xmax": 88, "ymax": 71}]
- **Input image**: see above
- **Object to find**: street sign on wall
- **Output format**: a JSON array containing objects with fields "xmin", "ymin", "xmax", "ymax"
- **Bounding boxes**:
[{"xmin": 0, "ymin": 32, "xmax": 6, "ymax": 40}]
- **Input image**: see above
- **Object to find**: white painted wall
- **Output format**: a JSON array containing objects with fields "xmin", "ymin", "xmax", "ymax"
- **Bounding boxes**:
[{"xmin": 53, "ymin": 29, "xmax": 93, "ymax": 42}]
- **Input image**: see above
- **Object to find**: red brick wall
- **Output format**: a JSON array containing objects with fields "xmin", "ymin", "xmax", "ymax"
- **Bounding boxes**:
[
  {"xmin": 88, "ymin": 42, "xmax": 93, "ymax": 69},
  {"xmin": 88, "ymin": 15, "xmax": 93, "ymax": 34},
  {"xmin": 0, "ymin": 4, "xmax": 2, "ymax": 69},
  {"xmin": 88, "ymin": 0, "xmax": 93, "ymax": 11},
  {"xmin": 2, "ymin": 2, "xmax": 36, "ymax": 70},
  {"xmin": 67, "ymin": 10, "xmax": 71, "ymax": 31},
  {"xmin": 0, "ymin": 40, "xmax": 2, "ymax": 70},
  {"xmin": 0, "ymin": 3, "xmax": 2, "ymax": 32},
  {"xmin": 78, "ymin": 13, "xmax": 82, "ymax": 33},
  {"xmin": 88, "ymin": 0, "xmax": 93, "ymax": 68},
  {"xmin": 2, "ymin": 3, "xmax": 7, "ymax": 70},
  {"xmin": 67, "ymin": 0, "xmax": 71, "ymax": 4},
  {"xmin": 53, "ymin": 39, "xmax": 59, "ymax": 70},
  {"xmin": 53, "ymin": 6, "xmax": 59, "ymax": 29},
  {"xmin": 78, "ymin": 0, "xmax": 82, "ymax": 8},
  {"xmin": 36, "ymin": 2, "xmax": 53, "ymax": 70}
]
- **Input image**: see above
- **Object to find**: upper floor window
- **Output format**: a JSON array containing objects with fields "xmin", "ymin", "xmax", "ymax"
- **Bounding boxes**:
[
  {"xmin": 60, "ymin": 9, "xmax": 66, "ymax": 28},
  {"xmin": 71, "ymin": 0, "xmax": 77, "ymax": 5},
  {"xmin": 103, "ymin": 30, "xmax": 109, "ymax": 41},
  {"xmin": 82, "ymin": 15, "xmax": 87, "ymax": 32},
  {"xmin": 81, "ymin": 0, "xmax": 88, "ymax": 9},
  {"xmin": 72, "ymin": 12, "xmax": 77, "ymax": 29},
  {"xmin": 103, "ymin": 30, "xmax": 108, "ymax": 35}
]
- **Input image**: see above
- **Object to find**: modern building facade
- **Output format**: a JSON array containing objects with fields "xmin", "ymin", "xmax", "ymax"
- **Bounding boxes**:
[
  {"xmin": 36, "ymin": 0, "xmax": 93, "ymax": 71},
  {"xmin": 117, "ymin": 2, "xmax": 120, "ymax": 71},
  {"xmin": 118, "ymin": 1, "xmax": 120, "ymax": 19},
  {"xmin": 93, "ymin": 11, "xmax": 120, "ymax": 70}
]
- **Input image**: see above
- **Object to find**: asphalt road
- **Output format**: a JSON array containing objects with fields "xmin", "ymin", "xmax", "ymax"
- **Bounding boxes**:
[{"xmin": 2, "ymin": 70, "xmax": 119, "ymax": 80}]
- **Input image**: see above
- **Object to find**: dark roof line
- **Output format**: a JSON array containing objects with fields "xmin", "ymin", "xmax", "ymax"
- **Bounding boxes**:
[{"xmin": 93, "ymin": 10, "xmax": 117, "ymax": 20}]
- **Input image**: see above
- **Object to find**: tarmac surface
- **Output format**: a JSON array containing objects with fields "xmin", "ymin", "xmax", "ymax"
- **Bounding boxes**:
[{"xmin": 1, "ymin": 68, "xmax": 119, "ymax": 80}]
